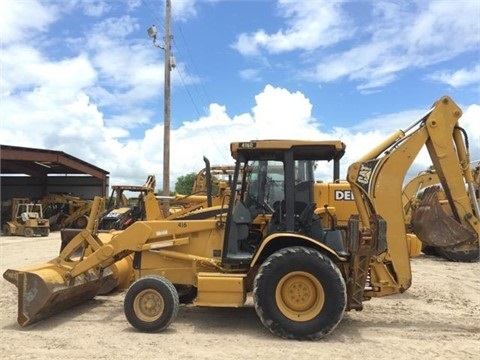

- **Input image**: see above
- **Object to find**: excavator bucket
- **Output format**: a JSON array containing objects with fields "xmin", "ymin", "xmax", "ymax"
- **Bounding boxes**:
[
  {"xmin": 3, "ymin": 263, "xmax": 117, "ymax": 326},
  {"xmin": 411, "ymin": 186, "xmax": 477, "ymax": 248}
]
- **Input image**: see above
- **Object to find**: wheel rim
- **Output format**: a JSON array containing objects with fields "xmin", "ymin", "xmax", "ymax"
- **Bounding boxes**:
[
  {"xmin": 24, "ymin": 228, "xmax": 34, "ymax": 237},
  {"xmin": 275, "ymin": 271, "xmax": 324, "ymax": 322},
  {"xmin": 133, "ymin": 289, "xmax": 165, "ymax": 322}
]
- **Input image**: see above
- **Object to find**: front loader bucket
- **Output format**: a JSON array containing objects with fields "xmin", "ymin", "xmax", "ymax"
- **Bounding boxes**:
[
  {"xmin": 411, "ymin": 187, "xmax": 477, "ymax": 248},
  {"xmin": 3, "ymin": 262, "xmax": 116, "ymax": 327}
]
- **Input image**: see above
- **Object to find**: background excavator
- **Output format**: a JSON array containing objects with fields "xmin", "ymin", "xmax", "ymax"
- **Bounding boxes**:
[{"xmin": 3, "ymin": 96, "xmax": 478, "ymax": 340}]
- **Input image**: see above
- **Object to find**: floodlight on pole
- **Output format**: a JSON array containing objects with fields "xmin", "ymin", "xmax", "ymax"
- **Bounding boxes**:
[
  {"xmin": 147, "ymin": 25, "xmax": 164, "ymax": 49},
  {"xmin": 147, "ymin": 25, "xmax": 157, "ymax": 39}
]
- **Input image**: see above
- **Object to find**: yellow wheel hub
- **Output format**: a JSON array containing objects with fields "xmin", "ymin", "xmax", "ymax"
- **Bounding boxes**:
[
  {"xmin": 275, "ymin": 271, "xmax": 324, "ymax": 322},
  {"xmin": 133, "ymin": 289, "xmax": 165, "ymax": 322}
]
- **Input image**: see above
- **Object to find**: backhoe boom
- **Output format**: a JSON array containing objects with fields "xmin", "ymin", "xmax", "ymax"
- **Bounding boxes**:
[{"xmin": 348, "ymin": 96, "xmax": 479, "ymax": 293}]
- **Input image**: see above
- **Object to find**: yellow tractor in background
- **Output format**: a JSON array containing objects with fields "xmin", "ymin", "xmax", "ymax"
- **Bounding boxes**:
[
  {"xmin": 41, "ymin": 194, "xmax": 93, "ymax": 231},
  {"xmin": 3, "ymin": 96, "xmax": 479, "ymax": 340},
  {"xmin": 59, "ymin": 175, "xmax": 161, "ymax": 251},
  {"xmin": 170, "ymin": 158, "xmax": 235, "ymax": 213},
  {"xmin": 98, "ymin": 175, "xmax": 158, "ymax": 230},
  {"xmin": 3, "ymin": 198, "xmax": 50, "ymax": 237}
]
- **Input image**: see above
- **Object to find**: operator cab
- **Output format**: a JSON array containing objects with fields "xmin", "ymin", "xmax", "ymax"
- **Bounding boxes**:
[{"xmin": 222, "ymin": 140, "xmax": 347, "ymax": 264}]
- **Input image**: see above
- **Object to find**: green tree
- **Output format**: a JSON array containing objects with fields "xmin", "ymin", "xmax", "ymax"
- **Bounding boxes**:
[{"xmin": 175, "ymin": 172, "xmax": 196, "ymax": 195}]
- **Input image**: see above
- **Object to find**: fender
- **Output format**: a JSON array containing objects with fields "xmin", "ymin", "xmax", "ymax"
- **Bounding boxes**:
[{"xmin": 250, "ymin": 232, "xmax": 347, "ymax": 267}]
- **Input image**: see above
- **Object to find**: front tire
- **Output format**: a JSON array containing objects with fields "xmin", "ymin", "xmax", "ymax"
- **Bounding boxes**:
[
  {"xmin": 124, "ymin": 275, "xmax": 179, "ymax": 332},
  {"xmin": 3, "ymin": 224, "xmax": 11, "ymax": 236},
  {"xmin": 253, "ymin": 246, "xmax": 346, "ymax": 340}
]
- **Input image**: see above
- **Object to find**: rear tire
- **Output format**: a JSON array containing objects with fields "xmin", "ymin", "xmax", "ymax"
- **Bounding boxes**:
[
  {"xmin": 124, "ymin": 275, "xmax": 179, "ymax": 332},
  {"xmin": 253, "ymin": 246, "xmax": 346, "ymax": 340}
]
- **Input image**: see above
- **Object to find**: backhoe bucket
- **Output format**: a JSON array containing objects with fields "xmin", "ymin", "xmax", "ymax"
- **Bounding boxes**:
[{"xmin": 411, "ymin": 187, "xmax": 476, "ymax": 248}]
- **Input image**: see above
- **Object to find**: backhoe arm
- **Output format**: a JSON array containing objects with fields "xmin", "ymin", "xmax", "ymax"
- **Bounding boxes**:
[{"xmin": 347, "ymin": 96, "xmax": 479, "ymax": 292}]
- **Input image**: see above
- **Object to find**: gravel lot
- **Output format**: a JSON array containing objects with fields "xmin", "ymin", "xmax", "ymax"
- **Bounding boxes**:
[{"xmin": 1, "ymin": 232, "xmax": 479, "ymax": 360}]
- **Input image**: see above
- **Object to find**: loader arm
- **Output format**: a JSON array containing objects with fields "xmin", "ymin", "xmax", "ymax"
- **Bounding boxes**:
[
  {"xmin": 347, "ymin": 96, "xmax": 479, "ymax": 292},
  {"xmin": 3, "ymin": 196, "xmax": 223, "ymax": 326}
]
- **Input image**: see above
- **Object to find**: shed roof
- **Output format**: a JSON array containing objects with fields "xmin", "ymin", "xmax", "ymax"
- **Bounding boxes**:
[{"xmin": 0, "ymin": 144, "xmax": 109, "ymax": 179}]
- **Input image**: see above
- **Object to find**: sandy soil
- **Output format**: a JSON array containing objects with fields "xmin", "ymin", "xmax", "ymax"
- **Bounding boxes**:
[{"xmin": 0, "ymin": 232, "xmax": 479, "ymax": 360}]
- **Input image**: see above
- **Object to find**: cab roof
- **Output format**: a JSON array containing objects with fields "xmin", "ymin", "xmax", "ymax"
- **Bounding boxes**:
[{"xmin": 230, "ymin": 140, "xmax": 346, "ymax": 162}]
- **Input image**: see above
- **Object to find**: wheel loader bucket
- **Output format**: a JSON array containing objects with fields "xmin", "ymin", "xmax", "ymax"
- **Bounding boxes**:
[
  {"xmin": 2, "ymin": 249, "xmax": 135, "ymax": 327},
  {"xmin": 3, "ymin": 263, "xmax": 117, "ymax": 327},
  {"xmin": 411, "ymin": 187, "xmax": 476, "ymax": 248}
]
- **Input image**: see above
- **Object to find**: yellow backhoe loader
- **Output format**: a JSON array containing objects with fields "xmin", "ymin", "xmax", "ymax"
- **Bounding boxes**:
[
  {"xmin": 98, "ymin": 175, "xmax": 158, "ymax": 230},
  {"xmin": 3, "ymin": 96, "xmax": 478, "ymax": 340},
  {"xmin": 59, "ymin": 175, "xmax": 161, "ymax": 251},
  {"xmin": 170, "ymin": 157, "xmax": 235, "ymax": 214},
  {"xmin": 41, "ymin": 194, "xmax": 93, "ymax": 231}
]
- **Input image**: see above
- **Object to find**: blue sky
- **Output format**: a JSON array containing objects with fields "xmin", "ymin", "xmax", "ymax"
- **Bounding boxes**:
[{"xmin": 1, "ymin": 0, "xmax": 479, "ymax": 191}]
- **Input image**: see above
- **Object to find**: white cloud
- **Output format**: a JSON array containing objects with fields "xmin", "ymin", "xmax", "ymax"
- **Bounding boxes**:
[
  {"xmin": 0, "ymin": 0, "xmax": 58, "ymax": 44},
  {"xmin": 78, "ymin": 0, "xmax": 112, "ymax": 17},
  {"xmin": 170, "ymin": 0, "xmax": 218, "ymax": 21},
  {"xmin": 1, "ymin": 63, "xmax": 478, "ymax": 190},
  {"xmin": 427, "ymin": 65, "xmax": 480, "ymax": 88},
  {"xmin": 313, "ymin": 0, "xmax": 479, "ymax": 90},
  {"xmin": 232, "ymin": 0, "xmax": 351, "ymax": 56},
  {"xmin": 0, "ymin": 83, "xmax": 321, "ymax": 186},
  {"xmin": 251, "ymin": 85, "xmax": 316, "ymax": 138},
  {"xmin": 239, "ymin": 68, "xmax": 262, "ymax": 82},
  {"xmin": 232, "ymin": 0, "xmax": 480, "ymax": 91}
]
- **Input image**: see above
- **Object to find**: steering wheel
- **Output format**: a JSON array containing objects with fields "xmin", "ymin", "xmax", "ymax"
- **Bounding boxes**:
[{"xmin": 256, "ymin": 199, "xmax": 274, "ymax": 214}]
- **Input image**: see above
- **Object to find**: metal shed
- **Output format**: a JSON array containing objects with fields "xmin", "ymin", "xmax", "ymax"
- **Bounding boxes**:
[{"xmin": 0, "ymin": 144, "xmax": 109, "ymax": 201}]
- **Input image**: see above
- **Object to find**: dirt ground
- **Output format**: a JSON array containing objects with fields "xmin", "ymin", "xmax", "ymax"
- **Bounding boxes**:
[{"xmin": 0, "ymin": 232, "xmax": 479, "ymax": 360}]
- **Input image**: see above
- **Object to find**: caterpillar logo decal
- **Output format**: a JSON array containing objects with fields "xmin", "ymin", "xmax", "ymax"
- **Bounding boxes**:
[
  {"xmin": 334, "ymin": 190, "xmax": 354, "ymax": 201},
  {"xmin": 357, "ymin": 164, "xmax": 372, "ymax": 185},
  {"xmin": 354, "ymin": 160, "xmax": 379, "ymax": 192}
]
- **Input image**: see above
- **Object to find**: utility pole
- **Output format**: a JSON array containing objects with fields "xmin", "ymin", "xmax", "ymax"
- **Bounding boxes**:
[
  {"xmin": 147, "ymin": 0, "xmax": 173, "ymax": 217},
  {"xmin": 163, "ymin": 0, "xmax": 172, "ymax": 217}
]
